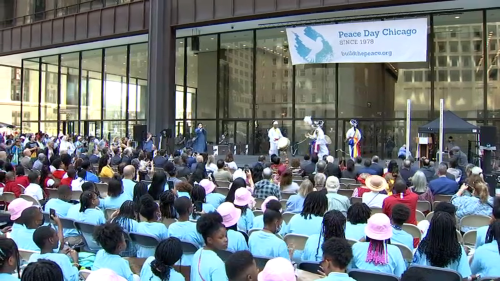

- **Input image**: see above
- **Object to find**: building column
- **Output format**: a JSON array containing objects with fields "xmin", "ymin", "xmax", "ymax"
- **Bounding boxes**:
[{"xmin": 147, "ymin": 0, "xmax": 176, "ymax": 149}]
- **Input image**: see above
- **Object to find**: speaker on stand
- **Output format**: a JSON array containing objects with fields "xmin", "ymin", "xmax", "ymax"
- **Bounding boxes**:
[
  {"xmin": 133, "ymin": 125, "xmax": 148, "ymax": 149},
  {"xmin": 480, "ymin": 126, "xmax": 497, "ymax": 196}
]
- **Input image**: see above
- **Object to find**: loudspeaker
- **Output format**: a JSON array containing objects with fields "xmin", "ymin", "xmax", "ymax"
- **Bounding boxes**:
[
  {"xmin": 480, "ymin": 126, "xmax": 497, "ymax": 147},
  {"xmin": 191, "ymin": 36, "xmax": 199, "ymax": 52},
  {"xmin": 133, "ymin": 125, "xmax": 147, "ymax": 141}
]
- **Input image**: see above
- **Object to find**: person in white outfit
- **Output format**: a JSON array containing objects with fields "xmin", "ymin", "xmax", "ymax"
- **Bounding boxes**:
[
  {"xmin": 268, "ymin": 121, "xmax": 283, "ymax": 157},
  {"xmin": 307, "ymin": 120, "xmax": 329, "ymax": 159}
]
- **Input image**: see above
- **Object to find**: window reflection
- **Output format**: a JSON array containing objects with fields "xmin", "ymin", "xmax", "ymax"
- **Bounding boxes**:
[
  {"xmin": 81, "ymin": 50, "xmax": 103, "ymax": 120},
  {"xmin": 487, "ymin": 10, "xmax": 500, "ymax": 118},
  {"xmin": 104, "ymin": 46, "xmax": 127, "ymax": 120}
]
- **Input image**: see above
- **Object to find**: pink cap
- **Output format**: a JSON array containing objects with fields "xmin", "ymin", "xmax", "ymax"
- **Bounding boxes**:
[
  {"xmin": 86, "ymin": 269, "xmax": 126, "ymax": 281},
  {"xmin": 261, "ymin": 196, "xmax": 279, "ymax": 213},
  {"xmin": 217, "ymin": 202, "xmax": 241, "ymax": 227},
  {"xmin": 8, "ymin": 198, "xmax": 33, "ymax": 220},
  {"xmin": 258, "ymin": 257, "xmax": 296, "ymax": 281},
  {"xmin": 234, "ymin": 188, "xmax": 253, "ymax": 207},
  {"xmin": 199, "ymin": 179, "xmax": 216, "ymax": 194},
  {"xmin": 365, "ymin": 213, "xmax": 392, "ymax": 241}
]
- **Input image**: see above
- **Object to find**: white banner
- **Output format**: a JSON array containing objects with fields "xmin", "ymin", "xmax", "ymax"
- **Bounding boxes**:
[{"xmin": 286, "ymin": 18, "xmax": 428, "ymax": 64}]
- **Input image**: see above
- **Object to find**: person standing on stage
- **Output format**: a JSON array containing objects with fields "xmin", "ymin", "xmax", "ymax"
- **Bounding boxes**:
[
  {"xmin": 193, "ymin": 123, "xmax": 207, "ymax": 153},
  {"xmin": 346, "ymin": 119, "xmax": 362, "ymax": 159},
  {"xmin": 268, "ymin": 121, "xmax": 283, "ymax": 157},
  {"xmin": 307, "ymin": 120, "xmax": 329, "ymax": 159}
]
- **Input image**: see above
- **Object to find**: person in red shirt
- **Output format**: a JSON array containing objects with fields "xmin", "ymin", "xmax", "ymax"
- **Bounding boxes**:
[
  {"xmin": 52, "ymin": 158, "xmax": 66, "ymax": 180},
  {"xmin": 382, "ymin": 179, "xmax": 419, "ymax": 225},
  {"xmin": 14, "ymin": 165, "xmax": 30, "ymax": 188},
  {"xmin": 4, "ymin": 171, "xmax": 23, "ymax": 198},
  {"xmin": 60, "ymin": 168, "xmax": 76, "ymax": 187}
]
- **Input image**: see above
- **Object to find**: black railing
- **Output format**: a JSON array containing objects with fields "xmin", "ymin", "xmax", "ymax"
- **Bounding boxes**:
[{"xmin": 0, "ymin": 0, "xmax": 143, "ymax": 30}]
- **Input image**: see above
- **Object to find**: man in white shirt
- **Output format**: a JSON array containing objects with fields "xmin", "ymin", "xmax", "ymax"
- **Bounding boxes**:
[
  {"xmin": 268, "ymin": 121, "xmax": 283, "ymax": 157},
  {"xmin": 24, "ymin": 171, "xmax": 44, "ymax": 201},
  {"xmin": 361, "ymin": 175, "xmax": 388, "ymax": 208}
]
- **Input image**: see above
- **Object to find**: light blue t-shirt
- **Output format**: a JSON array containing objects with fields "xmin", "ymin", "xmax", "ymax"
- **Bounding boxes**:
[
  {"xmin": 471, "ymin": 240, "xmax": 500, "ymax": 277},
  {"xmin": 412, "ymin": 246, "xmax": 471, "ymax": 278},
  {"xmin": 28, "ymin": 253, "xmax": 79, "ymax": 281},
  {"xmin": 101, "ymin": 192, "xmax": 133, "ymax": 210},
  {"xmin": 136, "ymin": 222, "xmax": 169, "ymax": 257},
  {"xmin": 286, "ymin": 214, "xmax": 323, "ymax": 236},
  {"xmin": 318, "ymin": 272, "xmax": 356, "ymax": 281},
  {"xmin": 122, "ymin": 179, "xmax": 136, "ymax": 198},
  {"xmin": 349, "ymin": 242, "xmax": 406, "ymax": 277},
  {"xmin": 237, "ymin": 209, "xmax": 254, "ymax": 233},
  {"xmin": 76, "ymin": 208, "xmax": 106, "ymax": 225},
  {"xmin": 0, "ymin": 273, "xmax": 19, "ymax": 281},
  {"xmin": 475, "ymin": 225, "xmax": 489, "ymax": 248},
  {"xmin": 113, "ymin": 217, "xmax": 139, "ymax": 233},
  {"xmin": 64, "ymin": 204, "xmax": 82, "ymax": 237},
  {"xmin": 169, "ymin": 221, "xmax": 204, "ymax": 266},
  {"xmin": 190, "ymin": 203, "xmax": 216, "ymax": 221},
  {"xmin": 227, "ymin": 229, "xmax": 249, "ymax": 252},
  {"xmin": 301, "ymin": 234, "xmax": 323, "ymax": 262},
  {"xmin": 92, "ymin": 250, "xmax": 134, "ymax": 281},
  {"xmin": 251, "ymin": 215, "xmax": 287, "ymax": 237},
  {"xmin": 11, "ymin": 224, "xmax": 39, "ymax": 251},
  {"xmin": 345, "ymin": 222, "xmax": 366, "ymax": 241},
  {"xmin": 248, "ymin": 230, "xmax": 288, "ymax": 259},
  {"xmin": 286, "ymin": 194, "xmax": 305, "ymax": 213},
  {"xmin": 44, "ymin": 199, "xmax": 74, "ymax": 217},
  {"xmin": 391, "ymin": 227, "xmax": 414, "ymax": 251},
  {"xmin": 140, "ymin": 256, "xmax": 185, "ymax": 281},
  {"xmin": 206, "ymin": 193, "xmax": 226, "ymax": 209},
  {"xmin": 178, "ymin": 191, "xmax": 191, "ymax": 199},
  {"xmin": 190, "ymin": 249, "xmax": 228, "ymax": 281}
]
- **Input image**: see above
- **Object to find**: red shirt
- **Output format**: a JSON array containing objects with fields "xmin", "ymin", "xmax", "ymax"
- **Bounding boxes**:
[
  {"xmin": 4, "ymin": 180, "xmax": 23, "ymax": 198},
  {"xmin": 53, "ymin": 169, "xmax": 66, "ymax": 180},
  {"xmin": 15, "ymin": 175, "xmax": 30, "ymax": 188},
  {"xmin": 60, "ymin": 177, "xmax": 73, "ymax": 187},
  {"xmin": 382, "ymin": 189, "xmax": 419, "ymax": 225}
]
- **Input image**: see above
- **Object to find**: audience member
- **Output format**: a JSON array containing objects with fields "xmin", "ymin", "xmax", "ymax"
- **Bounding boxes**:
[
  {"xmin": 319, "ymin": 237, "xmax": 356, "ymax": 281},
  {"xmin": 136, "ymin": 195, "xmax": 169, "ymax": 257},
  {"xmin": 0, "ymin": 237, "xmax": 20, "ymax": 281},
  {"xmin": 383, "ymin": 180, "xmax": 418, "ymax": 225},
  {"xmin": 253, "ymin": 168, "xmax": 281, "ymax": 200},
  {"xmin": 224, "ymin": 251, "xmax": 259, "ymax": 281},
  {"xmin": 361, "ymin": 175, "xmax": 389, "ymax": 208},
  {"xmin": 248, "ymin": 208, "xmax": 289, "ymax": 259},
  {"xmin": 287, "ymin": 191, "xmax": 327, "ymax": 236},
  {"xmin": 325, "ymin": 176, "xmax": 350, "ymax": 216},
  {"xmin": 345, "ymin": 203, "xmax": 371, "ymax": 241},
  {"xmin": 286, "ymin": 179, "xmax": 313, "ymax": 213},
  {"xmin": 428, "ymin": 163, "xmax": 458, "ymax": 195},
  {"xmin": 452, "ymin": 181, "xmax": 493, "ymax": 232},
  {"xmin": 21, "ymin": 259, "xmax": 63, "ymax": 281},
  {"xmin": 217, "ymin": 202, "xmax": 248, "ymax": 252},
  {"xmin": 390, "ymin": 204, "xmax": 414, "ymax": 250}
]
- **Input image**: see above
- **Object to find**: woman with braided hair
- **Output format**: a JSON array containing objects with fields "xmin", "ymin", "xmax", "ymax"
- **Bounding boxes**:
[
  {"xmin": 345, "ymin": 203, "xmax": 371, "ymax": 241},
  {"xmin": 21, "ymin": 259, "xmax": 63, "ymax": 281},
  {"xmin": 350, "ymin": 213, "xmax": 406, "ymax": 277},
  {"xmin": 140, "ymin": 237, "xmax": 185, "ymax": 281},
  {"xmin": 412, "ymin": 212, "xmax": 471, "ymax": 279},
  {"xmin": 159, "ymin": 190, "xmax": 177, "ymax": 220},
  {"xmin": 287, "ymin": 191, "xmax": 328, "ymax": 236},
  {"xmin": 301, "ymin": 210, "xmax": 346, "ymax": 262},
  {"xmin": 0, "ymin": 237, "xmax": 20, "ymax": 281}
]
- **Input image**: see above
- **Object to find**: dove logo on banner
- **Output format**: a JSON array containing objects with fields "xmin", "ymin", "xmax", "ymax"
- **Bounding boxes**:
[{"xmin": 286, "ymin": 18, "xmax": 428, "ymax": 65}]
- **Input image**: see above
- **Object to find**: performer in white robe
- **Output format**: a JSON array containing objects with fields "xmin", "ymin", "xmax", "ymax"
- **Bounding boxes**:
[
  {"xmin": 307, "ymin": 120, "xmax": 329, "ymax": 159},
  {"xmin": 268, "ymin": 121, "xmax": 283, "ymax": 157},
  {"xmin": 346, "ymin": 119, "xmax": 362, "ymax": 159}
]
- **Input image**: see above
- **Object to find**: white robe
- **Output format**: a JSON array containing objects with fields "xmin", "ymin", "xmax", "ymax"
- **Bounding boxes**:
[
  {"xmin": 309, "ymin": 127, "xmax": 329, "ymax": 158},
  {"xmin": 268, "ymin": 127, "xmax": 283, "ymax": 156}
]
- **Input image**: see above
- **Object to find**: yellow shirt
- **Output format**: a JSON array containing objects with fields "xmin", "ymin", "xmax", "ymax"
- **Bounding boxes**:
[{"xmin": 99, "ymin": 166, "xmax": 114, "ymax": 178}]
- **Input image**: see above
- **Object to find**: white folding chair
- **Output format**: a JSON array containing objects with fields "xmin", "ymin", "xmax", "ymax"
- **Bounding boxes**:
[{"xmin": 402, "ymin": 223, "xmax": 422, "ymax": 240}]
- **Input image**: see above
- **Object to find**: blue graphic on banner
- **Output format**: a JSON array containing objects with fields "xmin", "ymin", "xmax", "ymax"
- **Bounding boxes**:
[{"xmin": 293, "ymin": 27, "xmax": 334, "ymax": 63}]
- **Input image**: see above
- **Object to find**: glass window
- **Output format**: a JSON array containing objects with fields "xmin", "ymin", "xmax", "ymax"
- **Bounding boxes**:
[
  {"xmin": 61, "ymin": 53, "xmax": 80, "ymax": 123},
  {"xmin": 296, "ymin": 64, "xmax": 335, "ymax": 119},
  {"xmin": 103, "ymin": 121, "xmax": 126, "ymax": 141},
  {"xmin": 434, "ymin": 12, "xmax": 483, "ymax": 118},
  {"xmin": 104, "ymin": 46, "xmax": 127, "ymax": 120},
  {"xmin": 256, "ymin": 28, "xmax": 291, "ymax": 119},
  {"xmin": 21, "ymin": 59, "xmax": 40, "ymax": 132},
  {"xmin": 0, "ymin": 66, "xmax": 21, "ymax": 128},
  {"xmin": 129, "ymin": 43, "xmax": 148, "ymax": 120},
  {"xmin": 487, "ymin": 11, "xmax": 500, "ymax": 117},
  {"xmin": 219, "ymin": 31, "xmax": 254, "ymax": 119},
  {"xmin": 81, "ymin": 50, "xmax": 102, "ymax": 120},
  {"xmin": 41, "ymin": 55, "xmax": 58, "ymax": 122},
  {"xmin": 187, "ymin": 35, "xmax": 217, "ymax": 119}
]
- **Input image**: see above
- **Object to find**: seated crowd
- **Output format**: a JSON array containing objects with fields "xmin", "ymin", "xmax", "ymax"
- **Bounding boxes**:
[{"xmin": 0, "ymin": 134, "xmax": 499, "ymax": 281}]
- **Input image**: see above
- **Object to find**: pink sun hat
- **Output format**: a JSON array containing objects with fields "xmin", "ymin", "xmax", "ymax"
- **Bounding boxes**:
[
  {"xmin": 261, "ymin": 196, "xmax": 279, "ymax": 213},
  {"xmin": 199, "ymin": 179, "xmax": 216, "ymax": 194},
  {"xmin": 8, "ymin": 198, "xmax": 33, "ymax": 220},
  {"xmin": 217, "ymin": 202, "xmax": 241, "ymax": 227},
  {"xmin": 234, "ymin": 188, "xmax": 253, "ymax": 207},
  {"xmin": 258, "ymin": 257, "xmax": 296, "ymax": 281},
  {"xmin": 365, "ymin": 213, "xmax": 392, "ymax": 241}
]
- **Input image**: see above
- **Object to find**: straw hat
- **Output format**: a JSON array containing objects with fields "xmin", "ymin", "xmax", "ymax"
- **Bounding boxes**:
[{"xmin": 365, "ymin": 175, "xmax": 388, "ymax": 192}]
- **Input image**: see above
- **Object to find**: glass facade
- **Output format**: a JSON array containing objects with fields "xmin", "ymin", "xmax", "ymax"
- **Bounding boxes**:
[
  {"xmin": 0, "ymin": 0, "xmax": 142, "ymax": 28},
  {"xmin": 8, "ymin": 9, "xmax": 500, "ymax": 156},
  {"xmin": 16, "ymin": 42, "xmax": 147, "ymax": 138}
]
